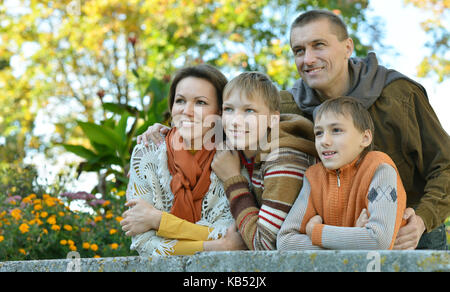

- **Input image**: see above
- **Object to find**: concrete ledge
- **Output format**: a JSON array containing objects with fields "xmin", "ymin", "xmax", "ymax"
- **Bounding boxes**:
[{"xmin": 0, "ymin": 251, "xmax": 448, "ymax": 272}]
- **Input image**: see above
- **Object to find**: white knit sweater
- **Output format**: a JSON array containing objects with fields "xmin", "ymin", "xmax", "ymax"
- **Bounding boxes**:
[{"xmin": 126, "ymin": 142, "xmax": 234, "ymax": 256}]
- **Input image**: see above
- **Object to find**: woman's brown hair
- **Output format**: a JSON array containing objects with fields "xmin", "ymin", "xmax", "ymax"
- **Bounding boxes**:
[{"xmin": 168, "ymin": 64, "xmax": 228, "ymax": 111}]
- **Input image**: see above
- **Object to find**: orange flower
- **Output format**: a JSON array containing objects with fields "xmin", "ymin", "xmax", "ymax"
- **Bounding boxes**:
[
  {"xmin": 90, "ymin": 244, "xmax": 98, "ymax": 251},
  {"xmin": 94, "ymin": 216, "xmax": 102, "ymax": 222},
  {"xmin": 60, "ymin": 239, "xmax": 67, "ymax": 245},
  {"xmin": 19, "ymin": 248, "xmax": 26, "ymax": 255},
  {"xmin": 46, "ymin": 216, "xmax": 56, "ymax": 225},
  {"xmin": 82, "ymin": 242, "xmax": 90, "ymax": 249},
  {"xmin": 10, "ymin": 208, "xmax": 22, "ymax": 220},
  {"xmin": 63, "ymin": 225, "xmax": 73, "ymax": 231},
  {"xmin": 10, "ymin": 209, "xmax": 22, "ymax": 220},
  {"xmin": 0, "ymin": 235, "xmax": 4, "ymax": 243},
  {"xmin": 69, "ymin": 245, "xmax": 77, "ymax": 251},
  {"xmin": 51, "ymin": 224, "xmax": 60, "ymax": 231},
  {"xmin": 44, "ymin": 197, "xmax": 56, "ymax": 207},
  {"xmin": 109, "ymin": 229, "xmax": 117, "ymax": 235},
  {"xmin": 19, "ymin": 223, "xmax": 30, "ymax": 234},
  {"xmin": 115, "ymin": 216, "xmax": 123, "ymax": 223},
  {"xmin": 40, "ymin": 211, "xmax": 48, "ymax": 218},
  {"xmin": 34, "ymin": 204, "xmax": 43, "ymax": 211},
  {"xmin": 110, "ymin": 243, "xmax": 119, "ymax": 250},
  {"xmin": 22, "ymin": 197, "xmax": 32, "ymax": 204}
]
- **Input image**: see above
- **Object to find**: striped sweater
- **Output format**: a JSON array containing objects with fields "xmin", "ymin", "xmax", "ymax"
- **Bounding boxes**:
[
  {"xmin": 277, "ymin": 151, "xmax": 407, "ymax": 250},
  {"xmin": 223, "ymin": 114, "xmax": 317, "ymax": 250}
]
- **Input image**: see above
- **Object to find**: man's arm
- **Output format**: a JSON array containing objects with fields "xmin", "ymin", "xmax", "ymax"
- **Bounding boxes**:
[{"xmin": 406, "ymin": 83, "xmax": 450, "ymax": 232}]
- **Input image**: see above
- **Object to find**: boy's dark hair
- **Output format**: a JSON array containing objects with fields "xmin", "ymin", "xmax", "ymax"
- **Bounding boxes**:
[
  {"xmin": 290, "ymin": 9, "xmax": 349, "ymax": 41},
  {"xmin": 168, "ymin": 64, "xmax": 228, "ymax": 111},
  {"xmin": 223, "ymin": 71, "xmax": 280, "ymax": 112},
  {"xmin": 315, "ymin": 96, "xmax": 375, "ymax": 153}
]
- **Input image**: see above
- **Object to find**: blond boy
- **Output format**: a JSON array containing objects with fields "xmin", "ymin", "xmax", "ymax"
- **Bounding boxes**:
[{"xmin": 211, "ymin": 72, "xmax": 317, "ymax": 250}]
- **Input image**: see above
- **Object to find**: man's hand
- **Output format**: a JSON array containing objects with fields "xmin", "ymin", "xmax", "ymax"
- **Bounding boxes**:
[
  {"xmin": 120, "ymin": 199, "xmax": 162, "ymax": 236},
  {"xmin": 393, "ymin": 207, "xmax": 426, "ymax": 250},
  {"xmin": 306, "ymin": 215, "xmax": 323, "ymax": 237},
  {"xmin": 211, "ymin": 149, "xmax": 241, "ymax": 182},
  {"xmin": 137, "ymin": 123, "xmax": 171, "ymax": 146}
]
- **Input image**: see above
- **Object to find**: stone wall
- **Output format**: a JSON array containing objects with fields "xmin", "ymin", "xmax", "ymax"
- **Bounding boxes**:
[{"xmin": 0, "ymin": 250, "xmax": 448, "ymax": 272}]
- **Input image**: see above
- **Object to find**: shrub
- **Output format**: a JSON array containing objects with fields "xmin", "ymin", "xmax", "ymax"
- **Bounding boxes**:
[{"xmin": 0, "ymin": 163, "xmax": 137, "ymax": 261}]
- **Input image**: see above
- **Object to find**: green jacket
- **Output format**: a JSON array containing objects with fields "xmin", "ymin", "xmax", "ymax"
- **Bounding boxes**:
[{"xmin": 280, "ymin": 78, "xmax": 450, "ymax": 232}]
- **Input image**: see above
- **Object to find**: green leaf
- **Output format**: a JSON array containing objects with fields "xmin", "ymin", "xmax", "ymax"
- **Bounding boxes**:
[
  {"xmin": 103, "ymin": 102, "xmax": 139, "ymax": 116},
  {"xmin": 116, "ymin": 112, "xmax": 130, "ymax": 138},
  {"xmin": 132, "ymin": 69, "xmax": 139, "ymax": 78},
  {"xmin": 62, "ymin": 144, "xmax": 97, "ymax": 160},
  {"xmin": 78, "ymin": 121, "xmax": 122, "ymax": 149}
]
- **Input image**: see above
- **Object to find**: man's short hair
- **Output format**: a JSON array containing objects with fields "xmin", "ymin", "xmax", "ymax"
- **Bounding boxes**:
[
  {"xmin": 223, "ymin": 72, "xmax": 280, "ymax": 112},
  {"xmin": 315, "ymin": 96, "xmax": 375, "ymax": 152},
  {"xmin": 291, "ymin": 9, "xmax": 349, "ymax": 41}
]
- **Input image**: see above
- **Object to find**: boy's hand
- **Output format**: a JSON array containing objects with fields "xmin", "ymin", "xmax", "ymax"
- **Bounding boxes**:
[
  {"xmin": 222, "ymin": 225, "xmax": 248, "ymax": 250},
  {"xmin": 306, "ymin": 215, "xmax": 323, "ymax": 237},
  {"xmin": 355, "ymin": 208, "xmax": 369, "ymax": 227},
  {"xmin": 203, "ymin": 224, "xmax": 247, "ymax": 251},
  {"xmin": 211, "ymin": 149, "xmax": 241, "ymax": 182},
  {"xmin": 137, "ymin": 123, "xmax": 171, "ymax": 146}
]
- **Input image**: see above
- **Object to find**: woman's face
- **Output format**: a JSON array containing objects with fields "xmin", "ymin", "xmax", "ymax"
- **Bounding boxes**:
[{"xmin": 171, "ymin": 76, "xmax": 220, "ymax": 149}]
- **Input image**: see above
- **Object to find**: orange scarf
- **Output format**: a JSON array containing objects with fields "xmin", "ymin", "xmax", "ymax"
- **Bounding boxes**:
[{"xmin": 165, "ymin": 128, "xmax": 216, "ymax": 223}]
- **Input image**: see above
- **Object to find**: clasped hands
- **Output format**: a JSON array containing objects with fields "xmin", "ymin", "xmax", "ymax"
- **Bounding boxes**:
[
  {"xmin": 305, "ymin": 208, "xmax": 369, "ymax": 238},
  {"xmin": 305, "ymin": 208, "xmax": 425, "ymax": 250},
  {"xmin": 120, "ymin": 199, "xmax": 162, "ymax": 237}
]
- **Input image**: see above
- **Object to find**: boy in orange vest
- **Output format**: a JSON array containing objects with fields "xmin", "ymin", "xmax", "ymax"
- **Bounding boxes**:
[{"xmin": 277, "ymin": 97, "xmax": 406, "ymax": 250}]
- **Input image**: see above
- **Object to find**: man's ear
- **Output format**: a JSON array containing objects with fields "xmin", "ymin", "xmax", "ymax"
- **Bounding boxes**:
[
  {"xmin": 344, "ymin": 37, "xmax": 354, "ymax": 59},
  {"xmin": 361, "ymin": 129, "xmax": 373, "ymax": 148}
]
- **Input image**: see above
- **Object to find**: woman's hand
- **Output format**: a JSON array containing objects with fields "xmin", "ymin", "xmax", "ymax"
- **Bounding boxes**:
[
  {"xmin": 203, "ymin": 224, "xmax": 247, "ymax": 251},
  {"xmin": 306, "ymin": 215, "xmax": 323, "ymax": 237},
  {"xmin": 211, "ymin": 149, "xmax": 241, "ymax": 182},
  {"xmin": 120, "ymin": 199, "xmax": 162, "ymax": 236},
  {"xmin": 137, "ymin": 123, "xmax": 171, "ymax": 146}
]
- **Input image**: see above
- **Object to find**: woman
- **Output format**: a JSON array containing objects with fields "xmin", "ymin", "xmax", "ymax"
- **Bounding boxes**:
[{"xmin": 120, "ymin": 64, "xmax": 246, "ymax": 256}]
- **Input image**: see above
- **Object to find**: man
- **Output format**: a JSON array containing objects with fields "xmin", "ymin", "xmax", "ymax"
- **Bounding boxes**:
[{"xmin": 280, "ymin": 9, "xmax": 449, "ymax": 249}]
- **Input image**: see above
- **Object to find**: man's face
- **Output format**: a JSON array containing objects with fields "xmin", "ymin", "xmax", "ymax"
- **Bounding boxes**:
[{"xmin": 290, "ymin": 18, "xmax": 354, "ymax": 97}]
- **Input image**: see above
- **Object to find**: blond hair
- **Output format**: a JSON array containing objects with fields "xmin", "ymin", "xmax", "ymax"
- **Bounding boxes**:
[{"xmin": 222, "ymin": 72, "xmax": 280, "ymax": 112}]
